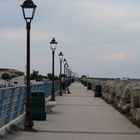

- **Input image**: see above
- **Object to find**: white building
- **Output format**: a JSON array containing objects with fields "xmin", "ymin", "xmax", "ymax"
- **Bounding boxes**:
[
  {"xmin": 10, "ymin": 76, "xmax": 25, "ymax": 87},
  {"xmin": 0, "ymin": 76, "xmax": 25, "ymax": 88}
]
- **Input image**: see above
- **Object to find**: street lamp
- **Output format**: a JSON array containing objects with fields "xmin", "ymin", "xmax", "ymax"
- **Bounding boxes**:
[
  {"xmin": 66, "ymin": 64, "xmax": 69, "ymax": 77},
  {"xmin": 65, "ymin": 63, "xmax": 69, "ymax": 88},
  {"xmin": 50, "ymin": 37, "xmax": 57, "ymax": 101},
  {"xmin": 63, "ymin": 58, "xmax": 67, "ymax": 90},
  {"xmin": 21, "ymin": 0, "xmax": 37, "ymax": 130},
  {"xmin": 58, "ymin": 51, "xmax": 64, "ymax": 96},
  {"xmin": 63, "ymin": 58, "xmax": 67, "ymax": 76},
  {"xmin": 68, "ymin": 68, "xmax": 71, "ymax": 78}
]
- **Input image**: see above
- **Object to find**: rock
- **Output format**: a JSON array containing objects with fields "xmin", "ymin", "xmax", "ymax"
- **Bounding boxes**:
[
  {"xmin": 131, "ymin": 87, "xmax": 140, "ymax": 110},
  {"xmin": 122, "ymin": 103, "xmax": 131, "ymax": 113},
  {"xmin": 92, "ymin": 79, "xmax": 140, "ymax": 121},
  {"xmin": 132, "ymin": 108, "xmax": 140, "ymax": 121},
  {"xmin": 135, "ymin": 108, "xmax": 140, "ymax": 121}
]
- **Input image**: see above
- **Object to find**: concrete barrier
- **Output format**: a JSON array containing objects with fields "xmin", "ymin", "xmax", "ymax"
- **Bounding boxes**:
[
  {"xmin": 83, "ymin": 78, "xmax": 140, "ymax": 121},
  {"xmin": 0, "ymin": 113, "xmax": 25, "ymax": 137}
]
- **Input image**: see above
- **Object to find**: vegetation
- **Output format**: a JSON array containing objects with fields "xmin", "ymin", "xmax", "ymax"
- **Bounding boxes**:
[
  {"xmin": 31, "ymin": 70, "xmax": 39, "ymax": 80},
  {"xmin": 2, "ymin": 73, "xmax": 10, "ymax": 80},
  {"xmin": 47, "ymin": 73, "xmax": 59, "ymax": 80},
  {"xmin": 30, "ymin": 70, "xmax": 60, "ymax": 81},
  {"xmin": 30, "ymin": 70, "xmax": 48, "ymax": 81}
]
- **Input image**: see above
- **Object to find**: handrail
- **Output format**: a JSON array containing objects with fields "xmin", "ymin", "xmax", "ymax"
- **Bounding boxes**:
[{"xmin": 0, "ymin": 80, "xmax": 60, "ymax": 128}]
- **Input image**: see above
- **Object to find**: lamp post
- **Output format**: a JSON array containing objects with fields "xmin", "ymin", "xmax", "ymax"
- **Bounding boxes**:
[
  {"xmin": 21, "ymin": 0, "xmax": 37, "ymax": 130},
  {"xmin": 50, "ymin": 38, "xmax": 57, "ymax": 101},
  {"xmin": 63, "ymin": 58, "xmax": 67, "ymax": 90},
  {"xmin": 66, "ymin": 64, "xmax": 69, "ymax": 77},
  {"xmin": 63, "ymin": 58, "xmax": 67, "ymax": 77},
  {"xmin": 58, "ymin": 52, "xmax": 64, "ymax": 96},
  {"xmin": 65, "ymin": 63, "xmax": 69, "ymax": 88}
]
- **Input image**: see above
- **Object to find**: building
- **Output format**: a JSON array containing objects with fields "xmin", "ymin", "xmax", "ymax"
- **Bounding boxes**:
[
  {"xmin": 0, "ymin": 68, "xmax": 24, "ymax": 88},
  {"xmin": 0, "ymin": 68, "xmax": 24, "ymax": 79}
]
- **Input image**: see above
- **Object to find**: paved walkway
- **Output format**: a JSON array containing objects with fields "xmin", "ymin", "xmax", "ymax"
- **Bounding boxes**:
[{"xmin": 5, "ymin": 82, "xmax": 140, "ymax": 140}]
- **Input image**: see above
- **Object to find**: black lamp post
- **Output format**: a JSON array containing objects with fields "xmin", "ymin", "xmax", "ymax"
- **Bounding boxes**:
[
  {"xmin": 63, "ymin": 58, "xmax": 67, "ymax": 90},
  {"xmin": 58, "ymin": 52, "xmax": 64, "ymax": 96},
  {"xmin": 65, "ymin": 63, "xmax": 69, "ymax": 88},
  {"xmin": 63, "ymin": 58, "xmax": 67, "ymax": 77},
  {"xmin": 66, "ymin": 64, "xmax": 69, "ymax": 77},
  {"xmin": 68, "ymin": 68, "xmax": 70, "ymax": 78},
  {"xmin": 50, "ymin": 38, "xmax": 57, "ymax": 101},
  {"xmin": 21, "ymin": 0, "xmax": 37, "ymax": 130},
  {"xmin": 68, "ymin": 68, "xmax": 71, "ymax": 78}
]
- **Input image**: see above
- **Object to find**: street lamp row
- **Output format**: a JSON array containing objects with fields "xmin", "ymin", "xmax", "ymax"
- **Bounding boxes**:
[
  {"xmin": 58, "ymin": 52, "xmax": 64, "ymax": 96},
  {"xmin": 59, "ymin": 53, "xmax": 73, "ymax": 95},
  {"xmin": 21, "ymin": 0, "xmax": 74, "ymax": 131}
]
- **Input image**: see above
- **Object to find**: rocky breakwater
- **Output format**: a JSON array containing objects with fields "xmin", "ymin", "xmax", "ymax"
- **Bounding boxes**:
[{"xmin": 92, "ymin": 79, "xmax": 140, "ymax": 121}]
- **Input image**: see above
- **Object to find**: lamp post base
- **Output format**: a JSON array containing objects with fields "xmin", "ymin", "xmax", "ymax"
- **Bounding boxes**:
[
  {"xmin": 59, "ymin": 92, "xmax": 62, "ymax": 96},
  {"xmin": 23, "ymin": 127, "xmax": 38, "ymax": 132},
  {"xmin": 51, "ymin": 95, "xmax": 55, "ymax": 101}
]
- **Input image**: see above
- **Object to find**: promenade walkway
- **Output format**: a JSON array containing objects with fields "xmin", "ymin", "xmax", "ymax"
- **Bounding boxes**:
[{"xmin": 5, "ymin": 82, "xmax": 140, "ymax": 140}]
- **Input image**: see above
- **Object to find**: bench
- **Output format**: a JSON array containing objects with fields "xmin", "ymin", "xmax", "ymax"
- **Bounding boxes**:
[
  {"xmin": 45, "ymin": 101, "xmax": 56, "ymax": 113},
  {"xmin": 45, "ymin": 96, "xmax": 56, "ymax": 113}
]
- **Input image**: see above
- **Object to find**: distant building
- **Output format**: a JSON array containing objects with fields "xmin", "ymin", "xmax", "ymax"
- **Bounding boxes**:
[
  {"xmin": 10, "ymin": 76, "xmax": 25, "ymax": 87},
  {"xmin": 0, "ymin": 79, "xmax": 7, "ymax": 88},
  {"xmin": 0, "ymin": 68, "xmax": 24, "ymax": 79},
  {"xmin": 0, "ymin": 76, "xmax": 25, "ymax": 88},
  {"xmin": 0, "ymin": 68, "xmax": 24, "ymax": 88},
  {"xmin": 0, "ymin": 68, "xmax": 45, "ymax": 88}
]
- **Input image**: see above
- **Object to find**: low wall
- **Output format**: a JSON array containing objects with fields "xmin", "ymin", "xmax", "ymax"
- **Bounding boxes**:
[{"xmin": 82, "ymin": 78, "xmax": 140, "ymax": 121}]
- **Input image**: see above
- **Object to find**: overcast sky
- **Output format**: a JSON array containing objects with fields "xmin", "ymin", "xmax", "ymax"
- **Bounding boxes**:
[{"xmin": 0, "ymin": 0, "xmax": 140, "ymax": 78}]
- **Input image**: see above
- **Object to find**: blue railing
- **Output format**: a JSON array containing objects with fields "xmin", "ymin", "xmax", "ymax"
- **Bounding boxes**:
[{"xmin": 0, "ymin": 81, "xmax": 60, "ymax": 128}]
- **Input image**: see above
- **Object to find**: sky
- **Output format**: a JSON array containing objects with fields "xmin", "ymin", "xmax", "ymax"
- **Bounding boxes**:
[{"xmin": 0, "ymin": 0, "xmax": 140, "ymax": 78}]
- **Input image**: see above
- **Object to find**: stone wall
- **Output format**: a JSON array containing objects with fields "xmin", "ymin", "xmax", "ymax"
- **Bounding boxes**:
[{"xmin": 86, "ymin": 79, "xmax": 140, "ymax": 121}]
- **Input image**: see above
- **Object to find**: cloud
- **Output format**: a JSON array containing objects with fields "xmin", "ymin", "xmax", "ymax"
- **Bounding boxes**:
[
  {"xmin": 96, "ymin": 53, "xmax": 137, "ymax": 63},
  {"xmin": 124, "ymin": 21, "xmax": 140, "ymax": 30},
  {"xmin": 75, "ymin": 1, "xmax": 140, "ymax": 30},
  {"xmin": 0, "ymin": 28, "xmax": 50, "ymax": 42},
  {"xmin": 0, "ymin": 28, "xmax": 24, "ymax": 41}
]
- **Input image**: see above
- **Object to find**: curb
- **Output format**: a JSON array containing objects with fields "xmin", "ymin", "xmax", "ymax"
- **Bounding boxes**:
[
  {"xmin": 0, "ymin": 113, "xmax": 25, "ymax": 137},
  {"xmin": 0, "ymin": 96, "xmax": 51, "ymax": 137}
]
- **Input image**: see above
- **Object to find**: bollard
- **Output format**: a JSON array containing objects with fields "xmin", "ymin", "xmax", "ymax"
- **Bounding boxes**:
[
  {"xmin": 87, "ymin": 82, "xmax": 92, "ymax": 90},
  {"xmin": 95, "ymin": 85, "xmax": 102, "ymax": 97}
]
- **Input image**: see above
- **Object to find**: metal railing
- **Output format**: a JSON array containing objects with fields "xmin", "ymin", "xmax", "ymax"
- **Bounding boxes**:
[{"xmin": 0, "ymin": 81, "xmax": 60, "ymax": 128}]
